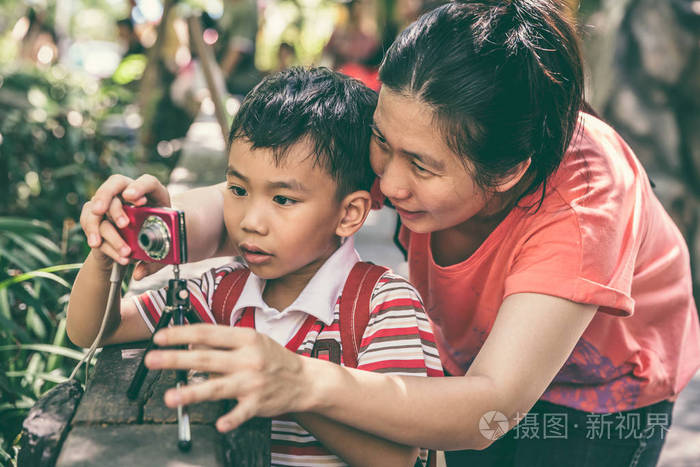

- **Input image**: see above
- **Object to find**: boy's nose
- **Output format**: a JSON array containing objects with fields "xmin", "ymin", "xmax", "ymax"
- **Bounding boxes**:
[{"xmin": 240, "ymin": 209, "xmax": 269, "ymax": 236}]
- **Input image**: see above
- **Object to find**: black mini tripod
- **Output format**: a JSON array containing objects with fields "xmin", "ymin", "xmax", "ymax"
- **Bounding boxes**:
[{"xmin": 126, "ymin": 265, "xmax": 201, "ymax": 452}]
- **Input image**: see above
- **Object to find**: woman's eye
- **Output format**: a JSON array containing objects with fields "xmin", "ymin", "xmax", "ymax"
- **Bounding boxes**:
[
  {"xmin": 273, "ymin": 195, "xmax": 297, "ymax": 206},
  {"xmin": 372, "ymin": 133, "xmax": 388, "ymax": 148},
  {"xmin": 411, "ymin": 161, "xmax": 431, "ymax": 175},
  {"xmin": 229, "ymin": 185, "xmax": 247, "ymax": 196}
]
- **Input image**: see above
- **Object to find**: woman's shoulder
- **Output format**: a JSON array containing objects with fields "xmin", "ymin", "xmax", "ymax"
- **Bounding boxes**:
[{"xmin": 543, "ymin": 112, "xmax": 650, "ymax": 214}]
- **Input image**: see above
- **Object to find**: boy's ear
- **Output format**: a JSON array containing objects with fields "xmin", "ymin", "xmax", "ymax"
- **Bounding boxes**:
[
  {"xmin": 336, "ymin": 190, "xmax": 372, "ymax": 238},
  {"xmin": 494, "ymin": 157, "xmax": 532, "ymax": 193}
]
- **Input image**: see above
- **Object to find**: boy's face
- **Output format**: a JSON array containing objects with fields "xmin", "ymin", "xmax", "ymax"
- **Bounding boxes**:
[{"xmin": 224, "ymin": 138, "xmax": 345, "ymax": 281}]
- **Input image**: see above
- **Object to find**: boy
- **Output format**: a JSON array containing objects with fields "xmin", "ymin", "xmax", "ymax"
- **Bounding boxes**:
[{"xmin": 67, "ymin": 67, "xmax": 441, "ymax": 466}]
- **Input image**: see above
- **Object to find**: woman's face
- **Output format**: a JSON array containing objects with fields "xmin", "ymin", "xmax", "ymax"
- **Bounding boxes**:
[{"xmin": 370, "ymin": 87, "xmax": 489, "ymax": 234}]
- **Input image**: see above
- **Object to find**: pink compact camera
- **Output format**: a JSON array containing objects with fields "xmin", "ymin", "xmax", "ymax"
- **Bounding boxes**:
[{"xmin": 119, "ymin": 205, "xmax": 187, "ymax": 265}]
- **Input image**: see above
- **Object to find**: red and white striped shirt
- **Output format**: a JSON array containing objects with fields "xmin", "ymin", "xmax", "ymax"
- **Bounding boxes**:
[{"xmin": 132, "ymin": 241, "xmax": 442, "ymax": 466}]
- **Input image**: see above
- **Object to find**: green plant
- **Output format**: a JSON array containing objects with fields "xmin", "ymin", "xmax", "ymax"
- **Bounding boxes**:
[
  {"xmin": 0, "ymin": 217, "xmax": 89, "ymax": 463},
  {"xmin": 0, "ymin": 63, "xmax": 142, "ymax": 232}
]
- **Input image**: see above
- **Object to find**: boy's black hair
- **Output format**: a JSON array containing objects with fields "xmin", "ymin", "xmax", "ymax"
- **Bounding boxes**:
[{"xmin": 228, "ymin": 67, "xmax": 378, "ymax": 199}]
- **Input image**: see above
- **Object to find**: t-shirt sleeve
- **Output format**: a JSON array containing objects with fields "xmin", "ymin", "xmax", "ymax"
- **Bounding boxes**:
[
  {"xmin": 131, "ymin": 263, "xmax": 244, "ymax": 332},
  {"xmin": 357, "ymin": 272, "xmax": 443, "ymax": 376},
  {"xmin": 504, "ymin": 201, "xmax": 635, "ymax": 317}
]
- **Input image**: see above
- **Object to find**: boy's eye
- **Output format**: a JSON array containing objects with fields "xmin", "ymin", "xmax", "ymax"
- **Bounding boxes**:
[
  {"xmin": 273, "ymin": 195, "xmax": 297, "ymax": 206},
  {"xmin": 228, "ymin": 185, "xmax": 247, "ymax": 196}
]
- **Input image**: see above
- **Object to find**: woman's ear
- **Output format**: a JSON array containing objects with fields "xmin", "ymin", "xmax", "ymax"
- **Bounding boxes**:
[
  {"xmin": 336, "ymin": 190, "xmax": 372, "ymax": 238},
  {"xmin": 495, "ymin": 157, "xmax": 532, "ymax": 193}
]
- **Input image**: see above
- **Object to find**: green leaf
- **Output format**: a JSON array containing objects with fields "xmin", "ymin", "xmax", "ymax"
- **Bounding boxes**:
[
  {"xmin": 0, "ymin": 309, "xmax": 31, "ymax": 342},
  {"xmin": 4, "ymin": 231, "xmax": 54, "ymax": 266},
  {"xmin": 5, "ymin": 371, "xmax": 66, "ymax": 385},
  {"xmin": 0, "ymin": 263, "xmax": 82, "ymax": 290},
  {"xmin": 28, "ymin": 234, "xmax": 62, "ymax": 255},
  {"xmin": 0, "ymin": 217, "xmax": 52, "ymax": 235},
  {"xmin": 0, "ymin": 344, "xmax": 88, "ymax": 361},
  {"xmin": 46, "ymin": 317, "xmax": 67, "ymax": 372},
  {"xmin": 0, "ymin": 445, "xmax": 12, "ymax": 463},
  {"xmin": 0, "ymin": 243, "xmax": 36, "ymax": 271}
]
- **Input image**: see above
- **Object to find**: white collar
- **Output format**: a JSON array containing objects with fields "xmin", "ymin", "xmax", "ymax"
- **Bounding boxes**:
[{"xmin": 232, "ymin": 237, "xmax": 361, "ymax": 326}]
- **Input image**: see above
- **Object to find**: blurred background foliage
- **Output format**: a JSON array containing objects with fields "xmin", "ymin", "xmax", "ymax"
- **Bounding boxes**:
[{"xmin": 2, "ymin": 0, "xmax": 699, "ymax": 464}]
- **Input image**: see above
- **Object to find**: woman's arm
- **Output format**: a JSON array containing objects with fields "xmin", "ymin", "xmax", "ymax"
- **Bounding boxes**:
[
  {"xmin": 143, "ymin": 293, "xmax": 597, "ymax": 450},
  {"xmin": 309, "ymin": 292, "xmax": 597, "ymax": 450}
]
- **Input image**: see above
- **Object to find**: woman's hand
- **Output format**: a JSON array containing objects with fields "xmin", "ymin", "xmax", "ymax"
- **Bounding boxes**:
[
  {"xmin": 80, "ymin": 174, "xmax": 171, "ymax": 279},
  {"xmin": 144, "ymin": 324, "xmax": 313, "ymax": 432}
]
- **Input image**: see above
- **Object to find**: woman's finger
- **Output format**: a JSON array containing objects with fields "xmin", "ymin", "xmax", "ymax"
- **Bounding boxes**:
[
  {"xmin": 145, "ymin": 348, "xmax": 243, "ymax": 373},
  {"xmin": 216, "ymin": 398, "xmax": 258, "ymax": 433},
  {"xmin": 162, "ymin": 373, "xmax": 252, "ymax": 407},
  {"xmin": 153, "ymin": 323, "xmax": 259, "ymax": 349}
]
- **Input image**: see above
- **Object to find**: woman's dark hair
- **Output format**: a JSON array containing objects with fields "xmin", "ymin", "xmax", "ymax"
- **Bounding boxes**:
[
  {"xmin": 379, "ymin": 0, "xmax": 584, "ymax": 204},
  {"xmin": 228, "ymin": 67, "xmax": 378, "ymax": 199}
]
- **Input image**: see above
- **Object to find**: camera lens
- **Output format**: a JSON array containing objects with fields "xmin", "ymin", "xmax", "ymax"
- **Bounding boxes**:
[{"xmin": 137, "ymin": 216, "xmax": 171, "ymax": 260}]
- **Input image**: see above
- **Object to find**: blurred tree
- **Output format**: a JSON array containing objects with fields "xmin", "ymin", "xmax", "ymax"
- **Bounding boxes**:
[{"xmin": 579, "ymin": 0, "xmax": 700, "ymax": 301}]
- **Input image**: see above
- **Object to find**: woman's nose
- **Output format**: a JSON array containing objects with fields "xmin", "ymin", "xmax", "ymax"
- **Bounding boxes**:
[{"xmin": 379, "ymin": 157, "xmax": 411, "ymax": 201}]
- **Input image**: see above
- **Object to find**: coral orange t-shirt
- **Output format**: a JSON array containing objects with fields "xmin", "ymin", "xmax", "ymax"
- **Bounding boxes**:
[{"xmin": 380, "ymin": 113, "xmax": 700, "ymax": 413}]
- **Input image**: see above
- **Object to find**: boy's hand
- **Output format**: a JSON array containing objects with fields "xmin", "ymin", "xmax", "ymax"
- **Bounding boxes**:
[
  {"xmin": 80, "ymin": 174, "xmax": 171, "ymax": 278},
  {"xmin": 144, "ymin": 325, "xmax": 313, "ymax": 432}
]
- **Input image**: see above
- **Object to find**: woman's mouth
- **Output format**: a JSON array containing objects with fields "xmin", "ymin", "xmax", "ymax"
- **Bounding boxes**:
[
  {"xmin": 394, "ymin": 206, "xmax": 426, "ymax": 221},
  {"xmin": 239, "ymin": 244, "xmax": 273, "ymax": 265}
]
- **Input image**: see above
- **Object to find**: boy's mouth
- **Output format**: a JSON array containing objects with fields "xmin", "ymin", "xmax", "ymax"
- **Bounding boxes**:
[{"xmin": 239, "ymin": 243, "xmax": 273, "ymax": 265}]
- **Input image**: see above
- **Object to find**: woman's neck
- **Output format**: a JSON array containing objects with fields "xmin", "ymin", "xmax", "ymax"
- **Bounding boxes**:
[{"xmin": 431, "ymin": 176, "xmax": 534, "ymax": 267}]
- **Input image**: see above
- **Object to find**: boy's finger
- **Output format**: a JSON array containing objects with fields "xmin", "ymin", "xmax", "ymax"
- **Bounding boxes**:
[
  {"xmin": 133, "ymin": 261, "xmax": 161, "ymax": 281},
  {"xmin": 99, "ymin": 221, "xmax": 130, "ymax": 264},
  {"xmin": 107, "ymin": 197, "xmax": 129, "ymax": 228},
  {"xmin": 80, "ymin": 201, "xmax": 102, "ymax": 248},
  {"xmin": 91, "ymin": 174, "xmax": 134, "ymax": 213},
  {"xmin": 126, "ymin": 174, "xmax": 171, "ymax": 207},
  {"xmin": 97, "ymin": 241, "xmax": 129, "ymax": 265},
  {"xmin": 153, "ymin": 324, "xmax": 258, "ymax": 349}
]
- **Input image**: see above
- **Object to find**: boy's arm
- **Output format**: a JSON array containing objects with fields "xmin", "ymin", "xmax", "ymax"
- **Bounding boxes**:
[
  {"xmin": 294, "ymin": 413, "xmax": 418, "ymax": 467},
  {"xmin": 66, "ymin": 250, "xmax": 151, "ymax": 348}
]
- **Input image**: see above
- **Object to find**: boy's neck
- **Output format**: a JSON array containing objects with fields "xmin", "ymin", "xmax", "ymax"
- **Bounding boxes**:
[{"xmin": 262, "ymin": 241, "xmax": 341, "ymax": 312}]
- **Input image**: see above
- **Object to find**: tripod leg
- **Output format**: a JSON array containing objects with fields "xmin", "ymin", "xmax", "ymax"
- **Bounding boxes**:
[
  {"xmin": 173, "ymin": 303, "xmax": 193, "ymax": 451},
  {"xmin": 127, "ymin": 310, "xmax": 173, "ymax": 400}
]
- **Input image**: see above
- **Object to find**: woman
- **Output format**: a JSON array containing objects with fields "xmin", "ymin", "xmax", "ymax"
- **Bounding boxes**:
[{"xmin": 82, "ymin": 1, "xmax": 700, "ymax": 465}]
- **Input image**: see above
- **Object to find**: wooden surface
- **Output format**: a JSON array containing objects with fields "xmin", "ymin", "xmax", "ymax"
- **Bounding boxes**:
[{"xmin": 55, "ymin": 343, "xmax": 270, "ymax": 467}]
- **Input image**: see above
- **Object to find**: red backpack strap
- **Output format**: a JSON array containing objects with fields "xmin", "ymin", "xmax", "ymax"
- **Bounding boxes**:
[
  {"xmin": 211, "ymin": 268, "xmax": 250, "ymax": 325},
  {"xmin": 339, "ymin": 262, "xmax": 389, "ymax": 368}
]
